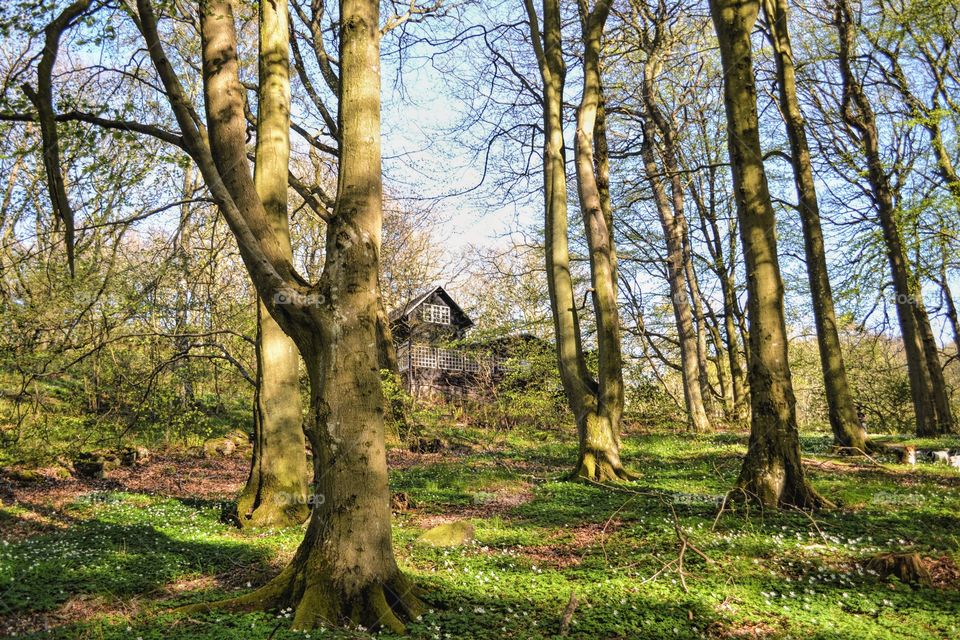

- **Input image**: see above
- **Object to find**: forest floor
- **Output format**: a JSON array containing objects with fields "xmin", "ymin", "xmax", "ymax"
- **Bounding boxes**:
[{"xmin": 1, "ymin": 425, "xmax": 960, "ymax": 639}]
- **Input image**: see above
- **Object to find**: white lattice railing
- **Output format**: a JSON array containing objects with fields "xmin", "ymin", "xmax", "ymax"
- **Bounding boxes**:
[{"xmin": 397, "ymin": 343, "xmax": 503, "ymax": 374}]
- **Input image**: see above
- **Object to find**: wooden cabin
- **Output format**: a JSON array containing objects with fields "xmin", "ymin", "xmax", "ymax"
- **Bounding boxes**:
[{"xmin": 389, "ymin": 286, "xmax": 500, "ymax": 400}]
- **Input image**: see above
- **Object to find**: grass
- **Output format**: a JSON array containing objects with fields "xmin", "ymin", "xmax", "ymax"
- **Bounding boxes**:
[{"xmin": 1, "ymin": 426, "xmax": 959, "ymax": 639}]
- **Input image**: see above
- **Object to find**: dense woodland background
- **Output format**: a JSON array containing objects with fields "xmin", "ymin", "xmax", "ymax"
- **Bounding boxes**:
[
  {"xmin": 0, "ymin": 0, "xmax": 959, "ymax": 638},
  {"xmin": 0, "ymin": 0, "xmax": 957, "ymax": 464}
]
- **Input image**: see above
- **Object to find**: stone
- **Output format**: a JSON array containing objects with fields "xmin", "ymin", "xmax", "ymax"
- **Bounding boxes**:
[
  {"xmin": 74, "ymin": 453, "xmax": 106, "ymax": 479},
  {"xmin": 225, "ymin": 429, "xmax": 251, "ymax": 446},
  {"xmin": 409, "ymin": 437, "xmax": 443, "ymax": 454},
  {"xmin": 120, "ymin": 446, "xmax": 149, "ymax": 467},
  {"xmin": 416, "ymin": 521, "xmax": 475, "ymax": 547},
  {"xmin": 203, "ymin": 438, "xmax": 237, "ymax": 458}
]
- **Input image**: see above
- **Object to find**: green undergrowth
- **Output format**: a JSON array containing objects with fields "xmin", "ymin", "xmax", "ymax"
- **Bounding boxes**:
[{"xmin": 1, "ymin": 428, "xmax": 958, "ymax": 639}]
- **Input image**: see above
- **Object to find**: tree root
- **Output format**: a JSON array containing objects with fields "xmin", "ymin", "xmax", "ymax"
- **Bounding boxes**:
[
  {"xmin": 236, "ymin": 497, "xmax": 309, "ymax": 530},
  {"xmin": 172, "ymin": 564, "xmax": 424, "ymax": 633},
  {"xmin": 569, "ymin": 450, "xmax": 638, "ymax": 483},
  {"xmin": 732, "ymin": 476, "xmax": 834, "ymax": 511}
]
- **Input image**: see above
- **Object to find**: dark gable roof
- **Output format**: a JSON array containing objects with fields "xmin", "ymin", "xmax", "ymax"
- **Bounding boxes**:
[{"xmin": 388, "ymin": 285, "xmax": 474, "ymax": 328}]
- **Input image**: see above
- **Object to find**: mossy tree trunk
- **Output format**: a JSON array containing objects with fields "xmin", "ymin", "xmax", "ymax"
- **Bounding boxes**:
[
  {"xmin": 632, "ymin": 23, "xmax": 712, "ymax": 433},
  {"xmin": 709, "ymin": 0, "xmax": 826, "ymax": 509},
  {"xmin": 833, "ymin": 0, "xmax": 951, "ymax": 436},
  {"xmin": 134, "ymin": 0, "xmax": 422, "ymax": 630},
  {"xmin": 237, "ymin": 303, "xmax": 309, "ymax": 528},
  {"xmin": 523, "ymin": 0, "xmax": 631, "ymax": 481},
  {"xmin": 235, "ymin": 0, "xmax": 309, "ymax": 529},
  {"xmin": 761, "ymin": 0, "xmax": 865, "ymax": 451}
]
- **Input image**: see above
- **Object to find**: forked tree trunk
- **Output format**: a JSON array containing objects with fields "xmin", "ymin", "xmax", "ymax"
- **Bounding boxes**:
[
  {"xmin": 574, "ymin": 0, "xmax": 626, "ymax": 457},
  {"xmin": 709, "ymin": 0, "xmax": 826, "ymax": 509},
  {"xmin": 639, "ymin": 114, "xmax": 711, "ymax": 433},
  {"xmin": 235, "ymin": 0, "xmax": 309, "ymax": 529},
  {"xmin": 237, "ymin": 302, "xmax": 309, "ymax": 527},
  {"xmin": 523, "ymin": 0, "xmax": 631, "ymax": 481},
  {"xmin": 154, "ymin": 0, "xmax": 423, "ymax": 630},
  {"xmin": 762, "ymin": 0, "xmax": 865, "ymax": 451},
  {"xmin": 833, "ymin": 0, "xmax": 949, "ymax": 436},
  {"xmin": 690, "ymin": 161, "xmax": 749, "ymax": 421},
  {"xmin": 636, "ymin": 43, "xmax": 713, "ymax": 433}
]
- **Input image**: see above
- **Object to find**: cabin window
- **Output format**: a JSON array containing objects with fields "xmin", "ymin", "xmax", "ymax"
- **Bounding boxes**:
[{"xmin": 421, "ymin": 303, "xmax": 451, "ymax": 324}]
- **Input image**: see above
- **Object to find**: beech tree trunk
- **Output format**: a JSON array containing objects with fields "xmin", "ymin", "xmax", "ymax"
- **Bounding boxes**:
[
  {"xmin": 690, "ymin": 159, "xmax": 749, "ymax": 421},
  {"xmin": 523, "ymin": 0, "xmax": 631, "ymax": 481},
  {"xmin": 833, "ymin": 0, "xmax": 950, "ymax": 436},
  {"xmin": 762, "ymin": 0, "xmax": 865, "ymax": 451},
  {"xmin": 638, "ymin": 38, "xmax": 714, "ymax": 432},
  {"xmin": 235, "ymin": 0, "xmax": 309, "ymax": 529},
  {"xmin": 639, "ymin": 105, "xmax": 711, "ymax": 432},
  {"xmin": 237, "ymin": 302, "xmax": 309, "ymax": 527},
  {"xmin": 709, "ymin": 0, "xmax": 825, "ymax": 508},
  {"xmin": 133, "ymin": 0, "xmax": 423, "ymax": 629}
]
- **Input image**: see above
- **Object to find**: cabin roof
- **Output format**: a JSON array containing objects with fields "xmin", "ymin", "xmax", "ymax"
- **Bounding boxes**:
[{"xmin": 388, "ymin": 285, "xmax": 474, "ymax": 328}]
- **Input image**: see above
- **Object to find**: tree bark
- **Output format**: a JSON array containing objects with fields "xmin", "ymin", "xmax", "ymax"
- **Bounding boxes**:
[
  {"xmin": 631, "ymin": 20, "xmax": 714, "ymax": 432},
  {"xmin": 134, "ymin": 0, "xmax": 423, "ymax": 629},
  {"xmin": 833, "ymin": 0, "xmax": 950, "ymax": 436},
  {"xmin": 638, "ymin": 103, "xmax": 711, "ymax": 432},
  {"xmin": 709, "ymin": 0, "xmax": 826, "ymax": 508},
  {"xmin": 574, "ymin": 0, "xmax": 625, "ymax": 441},
  {"xmin": 22, "ymin": 0, "xmax": 92, "ymax": 276},
  {"xmin": 762, "ymin": 0, "xmax": 865, "ymax": 450},
  {"xmin": 523, "ymin": 0, "xmax": 631, "ymax": 481},
  {"xmin": 235, "ymin": 0, "xmax": 310, "ymax": 529},
  {"xmin": 237, "ymin": 301, "xmax": 310, "ymax": 527}
]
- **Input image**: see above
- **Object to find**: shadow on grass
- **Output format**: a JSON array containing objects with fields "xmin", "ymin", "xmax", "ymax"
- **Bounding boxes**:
[{"xmin": 0, "ymin": 517, "xmax": 273, "ymax": 619}]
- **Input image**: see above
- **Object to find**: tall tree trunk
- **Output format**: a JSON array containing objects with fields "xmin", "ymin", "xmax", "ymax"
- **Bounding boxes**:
[
  {"xmin": 523, "ymin": 0, "xmax": 631, "ymax": 481},
  {"xmin": 690, "ymin": 162, "xmax": 748, "ymax": 420},
  {"xmin": 574, "ymin": 0, "xmax": 622, "ymax": 431},
  {"xmin": 638, "ymin": 97, "xmax": 711, "ymax": 432},
  {"xmin": 628, "ymin": 3, "xmax": 719, "ymax": 427},
  {"xmin": 237, "ymin": 301, "xmax": 310, "ymax": 527},
  {"xmin": 762, "ymin": 0, "xmax": 865, "ymax": 450},
  {"xmin": 709, "ymin": 0, "xmax": 826, "ymax": 508},
  {"xmin": 155, "ymin": 0, "xmax": 423, "ymax": 629},
  {"xmin": 913, "ymin": 300, "xmax": 954, "ymax": 431},
  {"xmin": 235, "ymin": 0, "xmax": 309, "ymax": 528},
  {"xmin": 686, "ymin": 255, "xmax": 718, "ymax": 418},
  {"xmin": 833, "ymin": 0, "xmax": 948, "ymax": 436},
  {"xmin": 721, "ymin": 269, "xmax": 749, "ymax": 420}
]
